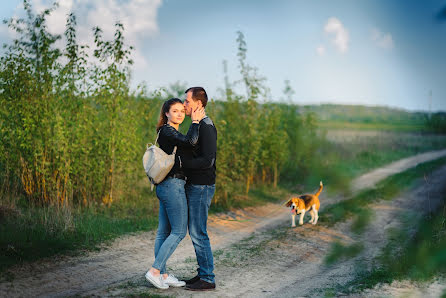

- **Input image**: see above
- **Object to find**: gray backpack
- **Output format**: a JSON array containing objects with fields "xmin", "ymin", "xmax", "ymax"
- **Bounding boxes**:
[{"xmin": 142, "ymin": 130, "xmax": 176, "ymax": 190}]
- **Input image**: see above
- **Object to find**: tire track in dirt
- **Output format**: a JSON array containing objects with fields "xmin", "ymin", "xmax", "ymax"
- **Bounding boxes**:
[{"xmin": 1, "ymin": 149, "xmax": 446, "ymax": 297}]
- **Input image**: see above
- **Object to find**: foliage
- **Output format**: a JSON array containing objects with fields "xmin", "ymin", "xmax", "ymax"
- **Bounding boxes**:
[
  {"xmin": 334, "ymin": 193, "xmax": 446, "ymax": 294},
  {"xmin": 324, "ymin": 241, "xmax": 364, "ymax": 265},
  {"xmin": 426, "ymin": 112, "xmax": 446, "ymax": 133},
  {"xmin": 321, "ymin": 156, "xmax": 446, "ymax": 229},
  {"xmin": 0, "ymin": 194, "xmax": 158, "ymax": 272},
  {"xmin": 0, "ymin": 1, "xmax": 144, "ymax": 208},
  {"xmin": 302, "ymin": 104, "xmax": 428, "ymax": 127}
]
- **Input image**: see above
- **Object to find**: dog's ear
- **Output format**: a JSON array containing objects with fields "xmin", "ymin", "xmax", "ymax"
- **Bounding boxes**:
[{"xmin": 285, "ymin": 199, "xmax": 292, "ymax": 207}]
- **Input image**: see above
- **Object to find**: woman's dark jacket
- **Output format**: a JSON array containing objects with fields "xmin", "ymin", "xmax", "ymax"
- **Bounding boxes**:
[{"xmin": 157, "ymin": 123, "xmax": 200, "ymax": 181}]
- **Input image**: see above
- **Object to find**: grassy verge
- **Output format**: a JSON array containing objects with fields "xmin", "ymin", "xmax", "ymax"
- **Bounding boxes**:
[
  {"xmin": 322, "ymin": 157, "xmax": 446, "ymax": 295},
  {"xmin": 209, "ymin": 185, "xmax": 290, "ymax": 214},
  {"xmin": 325, "ymin": 193, "xmax": 446, "ymax": 295},
  {"xmin": 0, "ymin": 189, "xmax": 159, "ymax": 274},
  {"xmin": 321, "ymin": 156, "xmax": 446, "ymax": 233}
]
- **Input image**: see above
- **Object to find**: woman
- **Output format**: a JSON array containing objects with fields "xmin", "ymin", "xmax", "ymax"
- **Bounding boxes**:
[{"xmin": 145, "ymin": 98, "xmax": 205, "ymax": 289}]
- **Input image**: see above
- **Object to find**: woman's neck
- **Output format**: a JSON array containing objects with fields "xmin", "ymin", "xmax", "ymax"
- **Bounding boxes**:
[{"xmin": 167, "ymin": 121, "xmax": 179, "ymax": 130}]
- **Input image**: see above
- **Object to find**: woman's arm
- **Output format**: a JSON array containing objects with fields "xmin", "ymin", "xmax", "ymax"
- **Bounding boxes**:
[
  {"xmin": 182, "ymin": 120, "xmax": 217, "ymax": 169},
  {"xmin": 161, "ymin": 123, "xmax": 200, "ymax": 148}
]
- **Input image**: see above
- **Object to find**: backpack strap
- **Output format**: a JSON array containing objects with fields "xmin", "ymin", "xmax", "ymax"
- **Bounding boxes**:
[
  {"xmin": 154, "ymin": 129, "xmax": 161, "ymax": 145},
  {"xmin": 152, "ymin": 126, "xmax": 177, "ymax": 155}
]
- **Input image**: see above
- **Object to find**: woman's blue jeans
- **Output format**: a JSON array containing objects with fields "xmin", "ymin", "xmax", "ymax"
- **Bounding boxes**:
[{"xmin": 153, "ymin": 178, "xmax": 188, "ymax": 273}]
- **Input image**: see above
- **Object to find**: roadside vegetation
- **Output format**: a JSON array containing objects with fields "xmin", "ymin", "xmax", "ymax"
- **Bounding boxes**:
[
  {"xmin": 323, "ymin": 157, "xmax": 446, "ymax": 294},
  {"xmin": 321, "ymin": 156, "xmax": 446, "ymax": 231},
  {"xmin": 1, "ymin": 1, "xmax": 445, "ymax": 273}
]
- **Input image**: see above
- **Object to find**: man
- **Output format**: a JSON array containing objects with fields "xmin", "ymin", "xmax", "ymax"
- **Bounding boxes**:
[{"xmin": 181, "ymin": 87, "xmax": 217, "ymax": 291}]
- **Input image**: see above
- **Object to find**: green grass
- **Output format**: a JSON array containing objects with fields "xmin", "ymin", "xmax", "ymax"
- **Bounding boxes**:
[
  {"xmin": 324, "ymin": 242, "xmax": 364, "ymax": 265},
  {"xmin": 325, "ymin": 130, "xmax": 446, "ymax": 180},
  {"xmin": 330, "ymin": 196, "xmax": 446, "ymax": 295},
  {"xmin": 0, "ymin": 193, "xmax": 159, "ymax": 273},
  {"xmin": 319, "ymin": 121, "xmax": 428, "ymax": 132},
  {"xmin": 321, "ymin": 157, "xmax": 446, "ymax": 294},
  {"xmin": 209, "ymin": 184, "xmax": 290, "ymax": 213},
  {"xmin": 320, "ymin": 156, "xmax": 446, "ymax": 231}
]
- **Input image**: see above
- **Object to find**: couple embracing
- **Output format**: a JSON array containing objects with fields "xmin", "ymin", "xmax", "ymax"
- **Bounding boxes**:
[{"xmin": 145, "ymin": 87, "xmax": 217, "ymax": 291}]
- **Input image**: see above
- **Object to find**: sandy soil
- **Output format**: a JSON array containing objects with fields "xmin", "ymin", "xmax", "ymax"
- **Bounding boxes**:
[{"xmin": 1, "ymin": 149, "xmax": 446, "ymax": 297}]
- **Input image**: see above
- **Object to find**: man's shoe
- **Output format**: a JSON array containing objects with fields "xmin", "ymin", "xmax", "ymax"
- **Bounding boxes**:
[
  {"xmin": 145, "ymin": 271, "xmax": 169, "ymax": 289},
  {"xmin": 164, "ymin": 274, "xmax": 186, "ymax": 287},
  {"xmin": 183, "ymin": 275, "xmax": 200, "ymax": 285},
  {"xmin": 185, "ymin": 279, "xmax": 216, "ymax": 291}
]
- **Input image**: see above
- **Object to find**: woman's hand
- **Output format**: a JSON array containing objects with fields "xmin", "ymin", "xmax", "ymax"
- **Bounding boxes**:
[{"xmin": 191, "ymin": 107, "xmax": 205, "ymax": 123}]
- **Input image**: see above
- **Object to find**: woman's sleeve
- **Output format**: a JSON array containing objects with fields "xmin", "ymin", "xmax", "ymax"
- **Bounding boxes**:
[{"xmin": 161, "ymin": 123, "xmax": 200, "ymax": 148}]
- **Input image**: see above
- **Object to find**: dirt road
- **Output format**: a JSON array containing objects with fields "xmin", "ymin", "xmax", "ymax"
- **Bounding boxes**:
[{"xmin": 1, "ymin": 149, "xmax": 446, "ymax": 297}]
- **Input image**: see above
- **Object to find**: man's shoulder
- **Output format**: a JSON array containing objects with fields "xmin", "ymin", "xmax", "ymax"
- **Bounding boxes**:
[
  {"xmin": 198, "ymin": 117, "xmax": 217, "ymax": 140},
  {"xmin": 201, "ymin": 116, "xmax": 214, "ymax": 127}
]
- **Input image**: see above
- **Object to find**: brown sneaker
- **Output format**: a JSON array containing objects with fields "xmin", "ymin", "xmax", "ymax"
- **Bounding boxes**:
[
  {"xmin": 185, "ymin": 279, "xmax": 216, "ymax": 291},
  {"xmin": 183, "ymin": 275, "xmax": 200, "ymax": 285}
]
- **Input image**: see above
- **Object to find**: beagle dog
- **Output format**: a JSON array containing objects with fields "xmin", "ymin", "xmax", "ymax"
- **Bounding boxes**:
[{"xmin": 285, "ymin": 181, "xmax": 323, "ymax": 227}]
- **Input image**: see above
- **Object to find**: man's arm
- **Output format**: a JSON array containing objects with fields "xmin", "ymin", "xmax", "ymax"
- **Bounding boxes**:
[{"xmin": 182, "ymin": 123, "xmax": 216, "ymax": 169}]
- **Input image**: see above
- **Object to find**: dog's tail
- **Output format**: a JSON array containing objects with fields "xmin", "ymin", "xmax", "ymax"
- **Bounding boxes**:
[{"xmin": 314, "ymin": 181, "xmax": 323, "ymax": 197}]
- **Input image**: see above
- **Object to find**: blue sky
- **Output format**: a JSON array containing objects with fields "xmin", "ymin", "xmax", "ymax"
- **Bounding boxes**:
[{"xmin": 1, "ymin": 0, "xmax": 446, "ymax": 111}]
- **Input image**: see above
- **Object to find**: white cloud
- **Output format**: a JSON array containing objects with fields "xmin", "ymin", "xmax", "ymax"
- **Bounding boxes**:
[
  {"xmin": 371, "ymin": 28, "xmax": 394, "ymax": 49},
  {"xmin": 24, "ymin": 0, "xmax": 162, "ymax": 69},
  {"xmin": 316, "ymin": 45, "xmax": 326, "ymax": 56},
  {"xmin": 324, "ymin": 17, "xmax": 349, "ymax": 53}
]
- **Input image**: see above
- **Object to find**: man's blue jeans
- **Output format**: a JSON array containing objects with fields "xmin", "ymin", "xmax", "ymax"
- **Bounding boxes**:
[
  {"xmin": 153, "ymin": 178, "xmax": 188, "ymax": 274},
  {"xmin": 185, "ymin": 183, "xmax": 216, "ymax": 284}
]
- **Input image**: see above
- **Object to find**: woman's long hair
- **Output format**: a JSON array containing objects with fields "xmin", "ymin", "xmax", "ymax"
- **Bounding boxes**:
[{"xmin": 156, "ymin": 98, "xmax": 183, "ymax": 132}]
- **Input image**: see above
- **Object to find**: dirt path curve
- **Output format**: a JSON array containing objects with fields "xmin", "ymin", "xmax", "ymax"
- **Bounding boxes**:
[
  {"xmin": 351, "ymin": 149, "xmax": 446, "ymax": 192},
  {"xmin": 1, "ymin": 149, "xmax": 446, "ymax": 297}
]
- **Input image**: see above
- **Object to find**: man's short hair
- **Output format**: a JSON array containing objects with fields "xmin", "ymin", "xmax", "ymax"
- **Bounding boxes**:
[{"xmin": 185, "ymin": 87, "xmax": 208, "ymax": 108}]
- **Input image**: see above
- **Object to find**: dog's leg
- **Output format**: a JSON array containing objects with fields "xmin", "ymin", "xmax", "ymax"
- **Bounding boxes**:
[
  {"xmin": 313, "ymin": 206, "xmax": 319, "ymax": 225},
  {"xmin": 299, "ymin": 211, "xmax": 305, "ymax": 225},
  {"xmin": 291, "ymin": 214, "xmax": 296, "ymax": 227},
  {"xmin": 309, "ymin": 209, "xmax": 314, "ymax": 223}
]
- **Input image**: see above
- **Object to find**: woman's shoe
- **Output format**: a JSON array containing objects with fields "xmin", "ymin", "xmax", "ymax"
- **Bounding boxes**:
[
  {"xmin": 164, "ymin": 274, "xmax": 186, "ymax": 287},
  {"xmin": 145, "ymin": 271, "xmax": 169, "ymax": 289}
]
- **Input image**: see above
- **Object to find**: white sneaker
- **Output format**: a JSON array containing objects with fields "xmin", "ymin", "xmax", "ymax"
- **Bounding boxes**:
[
  {"xmin": 164, "ymin": 274, "xmax": 186, "ymax": 287},
  {"xmin": 145, "ymin": 271, "xmax": 169, "ymax": 289}
]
